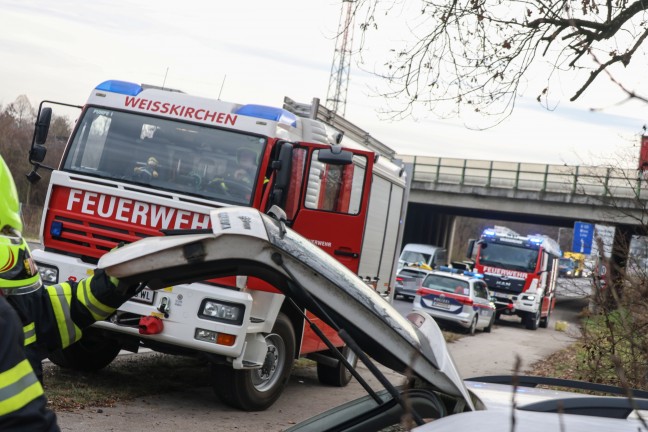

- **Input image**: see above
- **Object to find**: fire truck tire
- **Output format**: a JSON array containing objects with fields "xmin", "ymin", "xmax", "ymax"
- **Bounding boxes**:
[
  {"xmin": 466, "ymin": 316, "xmax": 478, "ymax": 336},
  {"xmin": 316, "ymin": 345, "xmax": 358, "ymax": 387},
  {"xmin": 211, "ymin": 313, "xmax": 295, "ymax": 411},
  {"xmin": 525, "ymin": 308, "xmax": 541, "ymax": 330},
  {"xmin": 47, "ymin": 328, "xmax": 121, "ymax": 371},
  {"xmin": 539, "ymin": 307, "xmax": 551, "ymax": 328}
]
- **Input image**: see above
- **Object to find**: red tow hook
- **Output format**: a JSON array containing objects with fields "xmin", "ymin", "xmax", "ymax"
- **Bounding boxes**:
[{"xmin": 139, "ymin": 316, "xmax": 164, "ymax": 335}]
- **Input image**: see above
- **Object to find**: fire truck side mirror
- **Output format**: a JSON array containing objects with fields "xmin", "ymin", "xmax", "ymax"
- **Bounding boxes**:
[
  {"xmin": 34, "ymin": 107, "xmax": 52, "ymax": 147},
  {"xmin": 29, "ymin": 107, "xmax": 52, "ymax": 167},
  {"xmin": 270, "ymin": 142, "xmax": 294, "ymax": 208},
  {"xmin": 467, "ymin": 239, "xmax": 476, "ymax": 259},
  {"xmin": 29, "ymin": 145, "xmax": 47, "ymax": 164},
  {"xmin": 318, "ymin": 146, "xmax": 353, "ymax": 165}
]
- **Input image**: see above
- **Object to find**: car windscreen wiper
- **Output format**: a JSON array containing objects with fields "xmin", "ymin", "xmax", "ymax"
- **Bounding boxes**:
[{"xmin": 271, "ymin": 252, "xmax": 426, "ymax": 427}]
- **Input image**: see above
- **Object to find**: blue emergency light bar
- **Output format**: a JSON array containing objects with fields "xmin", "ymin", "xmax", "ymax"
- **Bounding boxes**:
[
  {"xmin": 438, "ymin": 266, "xmax": 484, "ymax": 279},
  {"xmin": 235, "ymin": 105, "xmax": 298, "ymax": 128},
  {"xmin": 482, "ymin": 228, "xmax": 496, "ymax": 237},
  {"xmin": 95, "ymin": 80, "xmax": 144, "ymax": 96},
  {"xmin": 438, "ymin": 266, "xmax": 459, "ymax": 274}
]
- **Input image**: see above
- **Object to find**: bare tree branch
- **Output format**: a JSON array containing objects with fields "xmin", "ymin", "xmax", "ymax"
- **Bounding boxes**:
[{"xmin": 355, "ymin": 0, "xmax": 648, "ymax": 120}]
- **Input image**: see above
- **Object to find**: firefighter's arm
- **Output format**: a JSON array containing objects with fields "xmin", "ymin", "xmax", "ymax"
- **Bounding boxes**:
[
  {"xmin": 0, "ymin": 299, "xmax": 58, "ymax": 432},
  {"xmin": 37, "ymin": 269, "xmax": 138, "ymax": 352}
]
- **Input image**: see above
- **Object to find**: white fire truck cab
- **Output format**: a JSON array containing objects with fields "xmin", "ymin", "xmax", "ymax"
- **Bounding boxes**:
[
  {"xmin": 26, "ymin": 80, "xmax": 409, "ymax": 411},
  {"xmin": 471, "ymin": 226, "xmax": 561, "ymax": 330}
]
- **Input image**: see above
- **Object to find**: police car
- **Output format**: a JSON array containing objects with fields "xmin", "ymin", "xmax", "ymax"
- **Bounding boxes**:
[{"xmin": 413, "ymin": 267, "xmax": 496, "ymax": 335}]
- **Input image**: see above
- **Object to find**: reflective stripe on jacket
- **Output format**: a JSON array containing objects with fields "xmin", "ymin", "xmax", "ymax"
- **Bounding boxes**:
[
  {"xmin": 1, "ymin": 268, "xmax": 131, "ymax": 430},
  {"xmin": 0, "ymin": 296, "xmax": 58, "ymax": 431}
]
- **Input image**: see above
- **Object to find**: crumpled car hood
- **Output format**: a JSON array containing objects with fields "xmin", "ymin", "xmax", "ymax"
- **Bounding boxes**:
[{"xmin": 98, "ymin": 207, "xmax": 474, "ymax": 409}]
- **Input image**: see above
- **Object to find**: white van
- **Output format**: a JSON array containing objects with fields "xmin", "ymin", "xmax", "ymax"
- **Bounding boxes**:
[{"xmin": 397, "ymin": 244, "xmax": 448, "ymax": 271}]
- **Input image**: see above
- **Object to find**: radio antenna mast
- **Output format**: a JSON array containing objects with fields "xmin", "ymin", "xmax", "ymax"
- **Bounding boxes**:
[{"xmin": 326, "ymin": 0, "xmax": 355, "ymax": 116}]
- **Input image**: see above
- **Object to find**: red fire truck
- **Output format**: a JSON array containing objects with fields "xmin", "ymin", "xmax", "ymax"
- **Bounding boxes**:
[
  {"xmin": 26, "ymin": 80, "xmax": 409, "ymax": 410},
  {"xmin": 471, "ymin": 226, "xmax": 561, "ymax": 330}
]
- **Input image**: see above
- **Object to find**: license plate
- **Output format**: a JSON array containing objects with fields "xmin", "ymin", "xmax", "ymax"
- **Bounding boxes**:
[
  {"xmin": 432, "ymin": 301, "xmax": 450, "ymax": 309},
  {"xmin": 129, "ymin": 288, "xmax": 156, "ymax": 305}
]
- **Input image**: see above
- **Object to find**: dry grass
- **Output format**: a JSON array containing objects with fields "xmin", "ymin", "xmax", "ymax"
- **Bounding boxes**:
[
  {"xmin": 44, "ymin": 353, "xmax": 209, "ymax": 411},
  {"xmin": 526, "ymin": 343, "xmax": 581, "ymax": 379}
]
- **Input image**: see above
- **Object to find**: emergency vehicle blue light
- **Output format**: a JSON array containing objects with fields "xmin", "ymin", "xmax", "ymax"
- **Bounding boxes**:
[
  {"xmin": 529, "ymin": 236, "xmax": 543, "ymax": 245},
  {"xmin": 482, "ymin": 229, "xmax": 496, "ymax": 237},
  {"xmin": 463, "ymin": 271, "xmax": 484, "ymax": 279},
  {"xmin": 439, "ymin": 266, "xmax": 459, "ymax": 274},
  {"xmin": 50, "ymin": 221, "xmax": 63, "ymax": 237},
  {"xmin": 235, "ymin": 105, "xmax": 297, "ymax": 128},
  {"xmin": 95, "ymin": 80, "xmax": 143, "ymax": 96}
]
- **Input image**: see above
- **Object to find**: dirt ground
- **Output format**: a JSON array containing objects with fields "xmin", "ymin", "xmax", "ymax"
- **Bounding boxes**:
[{"xmin": 53, "ymin": 312, "xmax": 580, "ymax": 432}]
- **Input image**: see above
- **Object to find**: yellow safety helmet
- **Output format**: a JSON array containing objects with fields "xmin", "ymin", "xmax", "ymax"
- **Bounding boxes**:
[
  {"xmin": 0, "ymin": 155, "xmax": 41, "ymax": 295},
  {"xmin": 0, "ymin": 156, "xmax": 23, "ymax": 232}
]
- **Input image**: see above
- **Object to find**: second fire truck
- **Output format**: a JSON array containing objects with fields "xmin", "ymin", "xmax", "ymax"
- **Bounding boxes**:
[
  {"xmin": 26, "ymin": 80, "xmax": 409, "ymax": 410},
  {"xmin": 471, "ymin": 226, "xmax": 561, "ymax": 330}
]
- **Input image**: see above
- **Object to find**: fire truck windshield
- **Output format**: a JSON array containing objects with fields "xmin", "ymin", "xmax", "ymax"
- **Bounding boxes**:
[
  {"xmin": 62, "ymin": 107, "xmax": 266, "ymax": 206},
  {"xmin": 479, "ymin": 242, "xmax": 539, "ymax": 273}
]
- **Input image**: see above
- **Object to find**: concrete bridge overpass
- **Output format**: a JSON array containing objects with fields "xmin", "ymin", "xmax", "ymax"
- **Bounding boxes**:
[{"xmin": 396, "ymin": 155, "xmax": 648, "ymax": 272}]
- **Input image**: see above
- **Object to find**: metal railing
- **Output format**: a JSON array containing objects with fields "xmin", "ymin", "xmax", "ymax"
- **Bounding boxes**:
[{"xmin": 397, "ymin": 155, "xmax": 648, "ymax": 200}]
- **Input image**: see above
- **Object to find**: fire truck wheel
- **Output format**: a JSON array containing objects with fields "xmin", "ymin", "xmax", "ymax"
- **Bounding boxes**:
[
  {"xmin": 466, "ymin": 316, "xmax": 478, "ymax": 336},
  {"xmin": 47, "ymin": 328, "xmax": 122, "ymax": 371},
  {"xmin": 539, "ymin": 306, "xmax": 551, "ymax": 329},
  {"xmin": 316, "ymin": 345, "xmax": 358, "ymax": 387},
  {"xmin": 211, "ymin": 313, "xmax": 295, "ymax": 411},
  {"xmin": 525, "ymin": 308, "xmax": 541, "ymax": 330}
]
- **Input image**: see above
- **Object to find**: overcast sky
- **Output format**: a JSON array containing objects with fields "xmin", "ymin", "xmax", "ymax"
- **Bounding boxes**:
[{"xmin": 1, "ymin": 0, "xmax": 645, "ymax": 167}]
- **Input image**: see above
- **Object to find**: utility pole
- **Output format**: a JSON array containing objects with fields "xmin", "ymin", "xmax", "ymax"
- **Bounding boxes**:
[{"xmin": 326, "ymin": 0, "xmax": 355, "ymax": 116}]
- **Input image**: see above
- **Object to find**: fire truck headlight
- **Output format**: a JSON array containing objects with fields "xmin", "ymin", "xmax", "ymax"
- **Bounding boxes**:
[
  {"xmin": 198, "ymin": 299, "xmax": 244, "ymax": 325},
  {"xmin": 523, "ymin": 295, "xmax": 535, "ymax": 301},
  {"xmin": 37, "ymin": 264, "xmax": 59, "ymax": 285}
]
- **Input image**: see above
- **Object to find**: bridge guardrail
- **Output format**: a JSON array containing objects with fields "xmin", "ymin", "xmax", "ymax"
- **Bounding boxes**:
[{"xmin": 398, "ymin": 155, "xmax": 648, "ymax": 200}]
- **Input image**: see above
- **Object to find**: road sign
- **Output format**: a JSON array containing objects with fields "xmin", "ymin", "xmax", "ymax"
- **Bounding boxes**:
[{"xmin": 572, "ymin": 221, "xmax": 594, "ymax": 255}]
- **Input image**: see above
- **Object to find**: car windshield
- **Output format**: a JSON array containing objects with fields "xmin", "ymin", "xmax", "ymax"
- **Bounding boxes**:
[
  {"xmin": 62, "ymin": 107, "xmax": 266, "ymax": 205},
  {"xmin": 401, "ymin": 250, "xmax": 431, "ymax": 264},
  {"xmin": 559, "ymin": 258, "xmax": 575, "ymax": 268},
  {"xmin": 479, "ymin": 242, "xmax": 539, "ymax": 272},
  {"xmin": 422, "ymin": 275, "xmax": 470, "ymax": 295}
]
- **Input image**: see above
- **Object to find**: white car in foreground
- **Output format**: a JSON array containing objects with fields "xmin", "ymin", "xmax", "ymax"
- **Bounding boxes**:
[{"xmin": 99, "ymin": 206, "xmax": 648, "ymax": 432}]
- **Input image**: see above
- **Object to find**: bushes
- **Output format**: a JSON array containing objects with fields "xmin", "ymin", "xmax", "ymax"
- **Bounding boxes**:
[{"xmin": 577, "ymin": 273, "xmax": 648, "ymax": 391}]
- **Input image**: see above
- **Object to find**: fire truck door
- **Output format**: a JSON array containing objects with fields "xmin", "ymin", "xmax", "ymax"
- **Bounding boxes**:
[{"xmin": 290, "ymin": 149, "xmax": 373, "ymax": 275}]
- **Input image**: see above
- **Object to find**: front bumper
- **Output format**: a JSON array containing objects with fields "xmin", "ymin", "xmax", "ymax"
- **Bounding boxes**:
[{"xmin": 33, "ymin": 248, "xmax": 284, "ymax": 368}]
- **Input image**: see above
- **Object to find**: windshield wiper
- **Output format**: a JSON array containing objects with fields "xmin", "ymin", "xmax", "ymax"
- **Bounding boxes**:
[{"xmin": 271, "ymin": 252, "xmax": 425, "ymax": 427}]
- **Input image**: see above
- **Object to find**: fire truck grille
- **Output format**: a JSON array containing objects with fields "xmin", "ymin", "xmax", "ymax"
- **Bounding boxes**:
[
  {"xmin": 46, "ymin": 213, "xmax": 154, "ymax": 260},
  {"xmin": 483, "ymin": 274, "xmax": 525, "ymax": 294}
]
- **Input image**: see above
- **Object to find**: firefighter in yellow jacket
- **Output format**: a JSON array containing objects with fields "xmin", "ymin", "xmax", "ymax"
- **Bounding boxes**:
[{"xmin": 0, "ymin": 156, "xmax": 135, "ymax": 431}]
